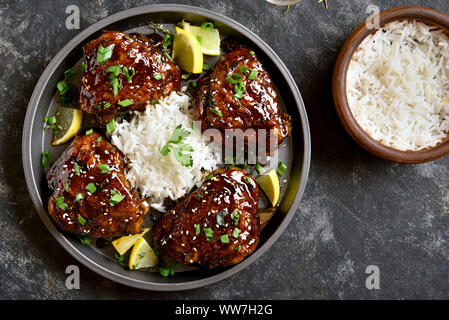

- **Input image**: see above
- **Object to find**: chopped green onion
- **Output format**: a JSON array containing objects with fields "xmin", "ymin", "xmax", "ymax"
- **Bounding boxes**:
[
  {"xmin": 75, "ymin": 193, "xmax": 84, "ymax": 202},
  {"xmin": 118, "ymin": 99, "xmax": 134, "ymax": 107},
  {"xmin": 156, "ymin": 57, "xmax": 162, "ymax": 64},
  {"xmin": 220, "ymin": 234, "xmax": 230, "ymax": 244},
  {"xmin": 80, "ymin": 61, "xmax": 86, "ymax": 75},
  {"xmin": 79, "ymin": 235, "xmax": 91, "ymax": 245},
  {"xmin": 55, "ymin": 196, "xmax": 68, "ymax": 210},
  {"xmin": 111, "ymin": 77, "xmax": 119, "ymax": 96},
  {"xmin": 57, "ymin": 81, "xmax": 69, "ymax": 95},
  {"xmin": 109, "ymin": 189, "xmax": 124, "ymax": 206},
  {"xmin": 106, "ymin": 119, "xmax": 115, "ymax": 135},
  {"xmin": 182, "ymin": 73, "xmax": 190, "ymax": 80},
  {"xmin": 230, "ymin": 209, "xmax": 240, "ymax": 225},
  {"xmin": 64, "ymin": 182, "xmax": 69, "ymax": 192},
  {"xmin": 277, "ymin": 161, "xmax": 288, "ymax": 176},
  {"xmin": 244, "ymin": 176, "xmax": 252, "ymax": 184},
  {"xmin": 249, "ymin": 50, "xmax": 255, "ymax": 56},
  {"xmin": 115, "ymin": 254, "xmax": 125, "ymax": 262},
  {"xmin": 255, "ymin": 163, "xmax": 264, "ymax": 175},
  {"xmin": 248, "ymin": 69, "xmax": 258, "ymax": 81},
  {"xmin": 160, "ymin": 266, "xmax": 170, "ymax": 277},
  {"xmin": 85, "ymin": 183, "xmax": 97, "ymax": 194},
  {"xmin": 204, "ymin": 228, "xmax": 215, "ymax": 242},
  {"xmin": 201, "ymin": 22, "xmax": 214, "ymax": 30},
  {"xmin": 232, "ymin": 228, "xmax": 241, "ymax": 238},
  {"xmin": 151, "ymin": 98, "xmax": 158, "ymax": 104},
  {"xmin": 235, "ymin": 245, "xmax": 242, "ymax": 252},
  {"xmin": 96, "ymin": 44, "xmax": 115, "ymax": 64},
  {"xmin": 194, "ymin": 223, "xmax": 201, "ymax": 235},
  {"xmin": 216, "ymin": 211, "xmax": 228, "ymax": 227},
  {"xmin": 196, "ymin": 193, "xmax": 202, "ymax": 201},
  {"xmin": 74, "ymin": 162, "xmax": 80, "ymax": 176},
  {"xmin": 85, "ymin": 129, "xmax": 93, "ymax": 135},
  {"xmin": 96, "ymin": 136, "xmax": 102, "ymax": 143},
  {"xmin": 210, "ymin": 108, "xmax": 223, "ymax": 117},
  {"xmin": 123, "ymin": 66, "xmax": 135, "ymax": 83},
  {"xmin": 106, "ymin": 65, "xmax": 121, "ymax": 78},
  {"xmin": 103, "ymin": 102, "xmax": 111, "ymax": 109},
  {"xmin": 233, "ymin": 91, "xmax": 244, "ymax": 99},
  {"xmin": 203, "ymin": 63, "xmax": 210, "ymax": 71},
  {"xmin": 64, "ymin": 68, "xmax": 77, "ymax": 79},
  {"xmin": 41, "ymin": 151, "xmax": 51, "ymax": 168},
  {"xmin": 98, "ymin": 164, "xmax": 110, "ymax": 174},
  {"xmin": 77, "ymin": 214, "xmax": 86, "ymax": 226},
  {"xmin": 191, "ymin": 81, "xmax": 197, "ymax": 88},
  {"xmin": 154, "ymin": 73, "xmax": 162, "ymax": 80},
  {"xmin": 239, "ymin": 66, "xmax": 249, "ymax": 73}
]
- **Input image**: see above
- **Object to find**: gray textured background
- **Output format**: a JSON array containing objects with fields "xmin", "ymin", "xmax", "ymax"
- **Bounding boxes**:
[{"xmin": 2, "ymin": 0, "xmax": 449, "ymax": 299}]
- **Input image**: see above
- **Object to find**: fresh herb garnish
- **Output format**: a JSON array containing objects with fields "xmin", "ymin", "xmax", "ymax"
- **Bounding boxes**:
[
  {"xmin": 115, "ymin": 254, "xmax": 125, "ymax": 262},
  {"xmin": 248, "ymin": 69, "xmax": 258, "ymax": 81},
  {"xmin": 97, "ymin": 136, "xmax": 102, "ymax": 143},
  {"xmin": 98, "ymin": 164, "xmax": 110, "ymax": 174},
  {"xmin": 41, "ymin": 151, "xmax": 51, "ymax": 168},
  {"xmin": 220, "ymin": 234, "xmax": 230, "ymax": 244},
  {"xmin": 154, "ymin": 73, "xmax": 162, "ymax": 80},
  {"xmin": 230, "ymin": 209, "xmax": 240, "ymax": 225},
  {"xmin": 106, "ymin": 65, "xmax": 121, "ymax": 78},
  {"xmin": 203, "ymin": 228, "xmax": 215, "ymax": 242},
  {"xmin": 85, "ymin": 183, "xmax": 97, "ymax": 194},
  {"xmin": 118, "ymin": 99, "xmax": 134, "ymax": 107},
  {"xmin": 277, "ymin": 161, "xmax": 288, "ymax": 176},
  {"xmin": 64, "ymin": 182, "xmax": 69, "ymax": 192},
  {"xmin": 255, "ymin": 163, "xmax": 264, "ymax": 175},
  {"xmin": 85, "ymin": 129, "xmax": 93, "ymax": 135},
  {"xmin": 244, "ymin": 176, "xmax": 252, "ymax": 184},
  {"xmin": 80, "ymin": 61, "xmax": 85, "ymax": 75},
  {"xmin": 123, "ymin": 66, "xmax": 135, "ymax": 83},
  {"xmin": 106, "ymin": 119, "xmax": 116, "ymax": 135},
  {"xmin": 109, "ymin": 189, "xmax": 124, "ymax": 206},
  {"xmin": 111, "ymin": 77, "xmax": 119, "ymax": 96},
  {"xmin": 160, "ymin": 266, "xmax": 170, "ymax": 277},
  {"xmin": 201, "ymin": 22, "xmax": 214, "ymax": 30},
  {"xmin": 196, "ymin": 193, "xmax": 202, "ymax": 201},
  {"xmin": 160, "ymin": 124, "xmax": 193, "ymax": 167},
  {"xmin": 210, "ymin": 108, "xmax": 223, "ymax": 117},
  {"xmin": 203, "ymin": 63, "xmax": 210, "ymax": 71},
  {"xmin": 216, "ymin": 211, "xmax": 228, "ymax": 227},
  {"xmin": 232, "ymin": 228, "xmax": 241, "ymax": 238},
  {"xmin": 43, "ymin": 115, "xmax": 58, "ymax": 132},
  {"xmin": 96, "ymin": 44, "xmax": 115, "ymax": 64},
  {"xmin": 190, "ymin": 81, "xmax": 197, "ymax": 88},
  {"xmin": 75, "ymin": 193, "xmax": 84, "ymax": 202},
  {"xmin": 55, "ymin": 196, "xmax": 68, "ymax": 210},
  {"xmin": 182, "ymin": 73, "xmax": 190, "ymax": 80},
  {"xmin": 235, "ymin": 245, "xmax": 242, "ymax": 252},
  {"xmin": 79, "ymin": 235, "xmax": 91, "ymax": 245},
  {"xmin": 74, "ymin": 162, "xmax": 80, "ymax": 176},
  {"xmin": 151, "ymin": 98, "xmax": 158, "ymax": 104},
  {"xmin": 194, "ymin": 223, "xmax": 201, "ymax": 235},
  {"xmin": 64, "ymin": 68, "xmax": 77, "ymax": 80},
  {"xmin": 249, "ymin": 51, "xmax": 255, "ymax": 56},
  {"xmin": 104, "ymin": 102, "xmax": 111, "ymax": 109},
  {"xmin": 77, "ymin": 214, "xmax": 86, "ymax": 226},
  {"xmin": 239, "ymin": 66, "xmax": 249, "ymax": 73}
]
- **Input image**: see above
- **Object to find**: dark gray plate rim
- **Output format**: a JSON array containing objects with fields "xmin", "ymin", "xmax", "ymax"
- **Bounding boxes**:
[{"xmin": 22, "ymin": 4, "xmax": 311, "ymax": 291}]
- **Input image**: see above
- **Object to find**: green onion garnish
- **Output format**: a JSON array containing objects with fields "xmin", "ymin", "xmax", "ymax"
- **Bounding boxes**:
[
  {"xmin": 196, "ymin": 35, "xmax": 203, "ymax": 45},
  {"xmin": 55, "ymin": 196, "xmax": 68, "ymax": 210},
  {"xmin": 98, "ymin": 164, "xmax": 110, "ymax": 174},
  {"xmin": 232, "ymin": 228, "xmax": 241, "ymax": 238},
  {"xmin": 123, "ymin": 66, "xmax": 135, "ymax": 83},
  {"xmin": 239, "ymin": 66, "xmax": 249, "ymax": 73},
  {"xmin": 75, "ymin": 193, "xmax": 84, "ymax": 202},
  {"xmin": 85, "ymin": 183, "xmax": 97, "ymax": 194},
  {"xmin": 77, "ymin": 214, "xmax": 86, "ymax": 226},
  {"xmin": 277, "ymin": 161, "xmax": 288, "ymax": 176},
  {"xmin": 111, "ymin": 77, "xmax": 119, "ymax": 96},
  {"xmin": 97, "ymin": 136, "xmax": 102, "ymax": 143},
  {"xmin": 248, "ymin": 69, "xmax": 258, "ymax": 80},
  {"xmin": 41, "ymin": 151, "xmax": 51, "ymax": 168},
  {"xmin": 64, "ymin": 68, "xmax": 77, "ymax": 79},
  {"xmin": 249, "ymin": 51, "xmax": 255, "ymax": 56},
  {"xmin": 79, "ymin": 236, "xmax": 91, "ymax": 245},
  {"xmin": 210, "ymin": 108, "xmax": 223, "ymax": 117},
  {"xmin": 64, "ymin": 182, "xmax": 69, "ymax": 192},
  {"xmin": 118, "ymin": 99, "xmax": 134, "ymax": 107},
  {"xmin": 85, "ymin": 129, "xmax": 93, "ymax": 135},
  {"xmin": 74, "ymin": 162, "xmax": 80, "ymax": 176},
  {"xmin": 182, "ymin": 73, "xmax": 190, "ymax": 80},
  {"xmin": 220, "ymin": 234, "xmax": 230, "ymax": 244},
  {"xmin": 151, "ymin": 98, "xmax": 158, "ymax": 104},
  {"xmin": 204, "ymin": 228, "xmax": 215, "ymax": 242},
  {"xmin": 80, "ymin": 61, "xmax": 86, "ymax": 75},
  {"xmin": 109, "ymin": 189, "xmax": 124, "ymax": 206},
  {"xmin": 96, "ymin": 44, "xmax": 115, "ymax": 64},
  {"xmin": 106, "ymin": 119, "xmax": 115, "ymax": 135},
  {"xmin": 154, "ymin": 73, "xmax": 162, "ymax": 80},
  {"xmin": 203, "ymin": 63, "xmax": 210, "ymax": 71},
  {"xmin": 106, "ymin": 65, "xmax": 121, "ymax": 78},
  {"xmin": 255, "ymin": 163, "xmax": 264, "ymax": 175},
  {"xmin": 194, "ymin": 223, "xmax": 201, "ymax": 235},
  {"xmin": 201, "ymin": 22, "xmax": 214, "ymax": 30}
]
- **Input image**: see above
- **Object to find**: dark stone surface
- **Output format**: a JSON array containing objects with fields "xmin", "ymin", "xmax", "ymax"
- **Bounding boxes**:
[{"xmin": 1, "ymin": 0, "xmax": 449, "ymax": 299}]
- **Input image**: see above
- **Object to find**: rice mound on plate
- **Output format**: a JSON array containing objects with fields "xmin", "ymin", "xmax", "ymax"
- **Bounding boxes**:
[
  {"xmin": 347, "ymin": 20, "xmax": 449, "ymax": 151},
  {"xmin": 111, "ymin": 91, "xmax": 219, "ymax": 211}
]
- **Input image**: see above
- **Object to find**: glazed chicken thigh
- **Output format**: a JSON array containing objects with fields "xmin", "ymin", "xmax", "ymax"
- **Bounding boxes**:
[
  {"xmin": 153, "ymin": 168, "xmax": 260, "ymax": 268},
  {"xmin": 193, "ymin": 46, "xmax": 292, "ymax": 151},
  {"xmin": 47, "ymin": 132, "xmax": 149, "ymax": 238},
  {"xmin": 80, "ymin": 31, "xmax": 181, "ymax": 124}
]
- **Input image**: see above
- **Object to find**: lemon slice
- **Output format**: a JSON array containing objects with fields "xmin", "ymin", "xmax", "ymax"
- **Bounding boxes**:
[
  {"xmin": 129, "ymin": 238, "xmax": 159, "ymax": 270},
  {"xmin": 112, "ymin": 228, "xmax": 150, "ymax": 256},
  {"xmin": 51, "ymin": 107, "xmax": 83, "ymax": 145},
  {"xmin": 256, "ymin": 169, "xmax": 280, "ymax": 207},
  {"xmin": 172, "ymin": 26, "xmax": 204, "ymax": 74},
  {"xmin": 181, "ymin": 22, "xmax": 220, "ymax": 56}
]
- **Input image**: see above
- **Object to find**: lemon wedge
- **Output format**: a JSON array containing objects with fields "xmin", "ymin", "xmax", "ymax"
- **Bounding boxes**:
[
  {"xmin": 112, "ymin": 228, "xmax": 150, "ymax": 256},
  {"xmin": 256, "ymin": 169, "xmax": 280, "ymax": 207},
  {"xmin": 172, "ymin": 26, "xmax": 204, "ymax": 74},
  {"xmin": 129, "ymin": 238, "xmax": 158, "ymax": 270},
  {"xmin": 51, "ymin": 107, "xmax": 83, "ymax": 145},
  {"xmin": 181, "ymin": 22, "xmax": 221, "ymax": 56}
]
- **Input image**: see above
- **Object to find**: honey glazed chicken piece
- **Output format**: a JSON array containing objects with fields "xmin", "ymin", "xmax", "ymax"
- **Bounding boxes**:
[
  {"xmin": 46, "ymin": 132, "xmax": 149, "ymax": 238},
  {"xmin": 80, "ymin": 31, "xmax": 181, "ymax": 124},
  {"xmin": 193, "ymin": 46, "xmax": 292, "ymax": 151},
  {"xmin": 153, "ymin": 168, "xmax": 260, "ymax": 268}
]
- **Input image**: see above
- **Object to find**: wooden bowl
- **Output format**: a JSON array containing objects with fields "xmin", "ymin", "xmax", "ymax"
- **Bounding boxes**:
[{"xmin": 333, "ymin": 6, "xmax": 449, "ymax": 164}]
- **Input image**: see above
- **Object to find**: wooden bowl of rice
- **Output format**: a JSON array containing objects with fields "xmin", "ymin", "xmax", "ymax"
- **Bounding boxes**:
[{"xmin": 333, "ymin": 6, "xmax": 449, "ymax": 163}]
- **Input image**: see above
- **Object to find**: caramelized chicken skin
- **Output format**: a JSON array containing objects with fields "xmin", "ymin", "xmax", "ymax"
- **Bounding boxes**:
[
  {"xmin": 193, "ymin": 46, "xmax": 292, "ymax": 151},
  {"xmin": 80, "ymin": 31, "xmax": 181, "ymax": 124},
  {"xmin": 153, "ymin": 168, "xmax": 260, "ymax": 268},
  {"xmin": 47, "ymin": 132, "xmax": 149, "ymax": 238}
]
